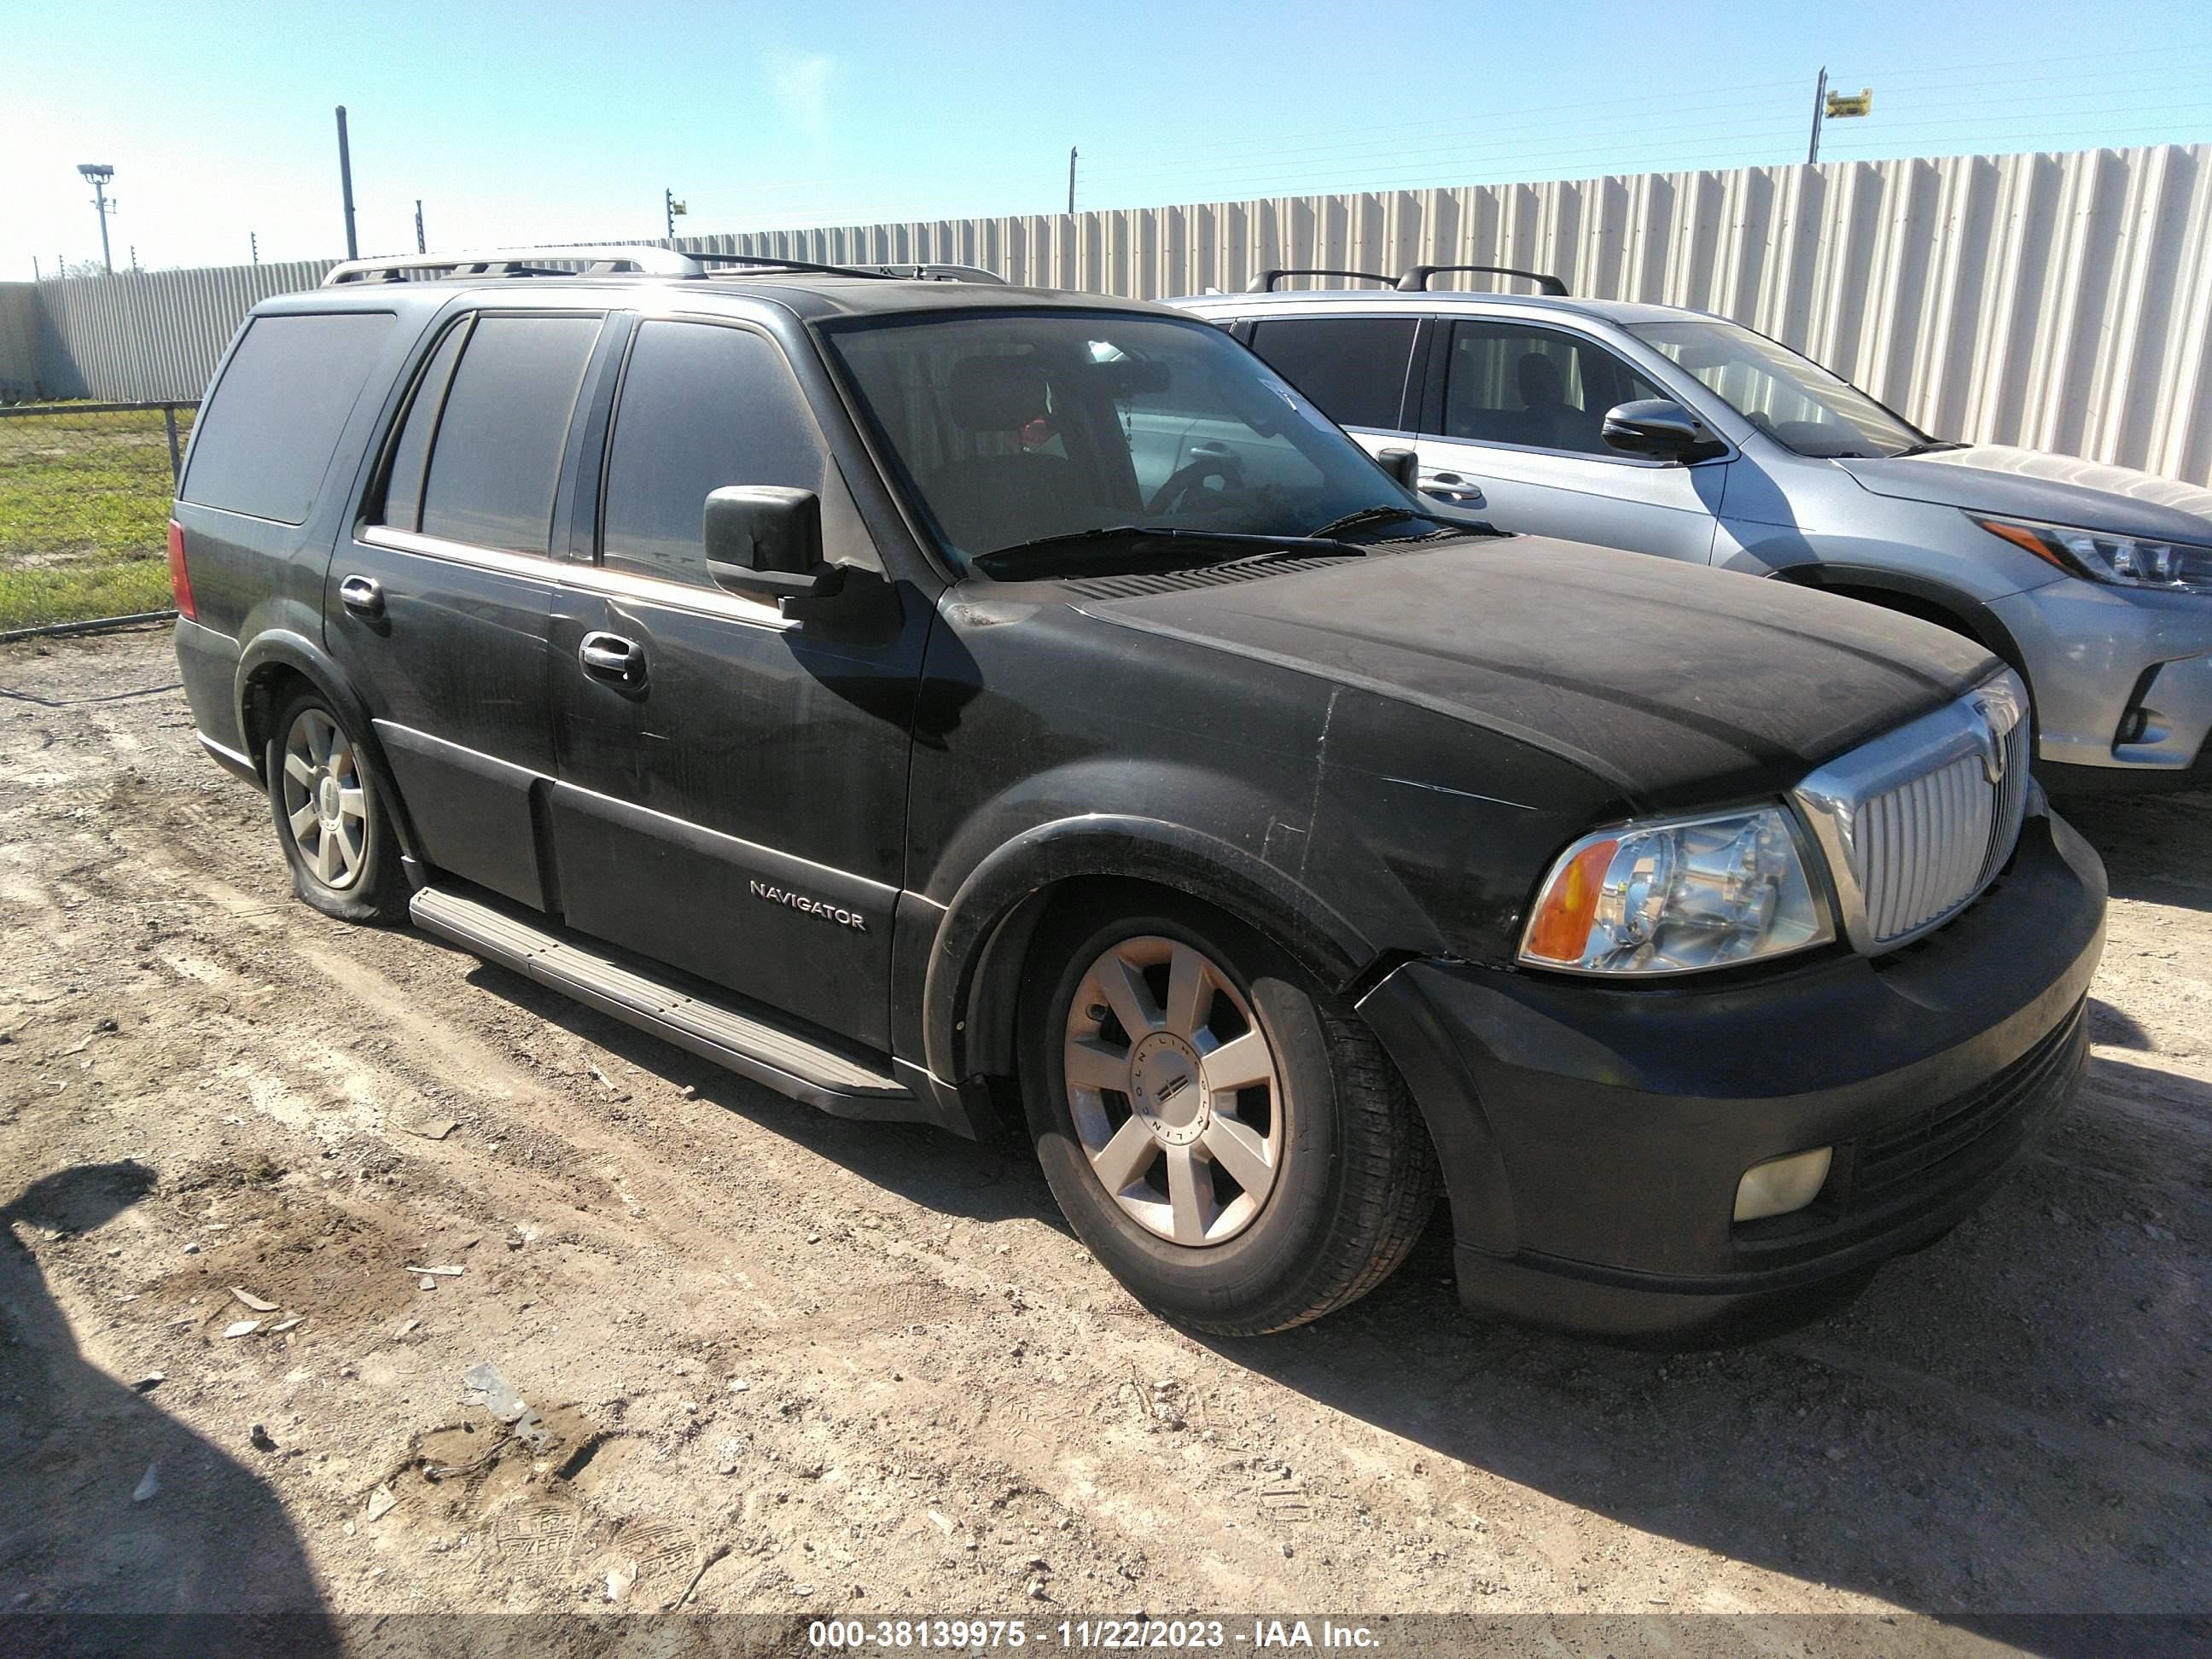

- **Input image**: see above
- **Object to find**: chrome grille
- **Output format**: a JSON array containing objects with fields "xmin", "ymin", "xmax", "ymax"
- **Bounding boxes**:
[{"xmin": 1792, "ymin": 671, "xmax": 2032, "ymax": 953}]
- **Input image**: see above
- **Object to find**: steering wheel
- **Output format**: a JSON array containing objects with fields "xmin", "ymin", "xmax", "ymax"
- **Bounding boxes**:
[{"xmin": 1145, "ymin": 456, "xmax": 1242, "ymax": 517}]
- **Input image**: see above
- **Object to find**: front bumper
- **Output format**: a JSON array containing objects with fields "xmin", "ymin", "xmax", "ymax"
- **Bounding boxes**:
[
  {"xmin": 1990, "ymin": 579, "xmax": 2212, "ymax": 778},
  {"xmin": 1358, "ymin": 811, "xmax": 2107, "ymax": 1342}
]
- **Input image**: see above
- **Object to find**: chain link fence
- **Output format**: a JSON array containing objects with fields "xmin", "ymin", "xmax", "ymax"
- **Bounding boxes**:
[{"xmin": 0, "ymin": 400, "xmax": 195, "ymax": 637}]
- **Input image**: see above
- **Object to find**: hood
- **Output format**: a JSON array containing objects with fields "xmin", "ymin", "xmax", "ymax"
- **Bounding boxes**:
[
  {"xmin": 1837, "ymin": 445, "xmax": 2212, "ymax": 543},
  {"xmin": 1074, "ymin": 538, "xmax": 1997, "ymax": 809}
]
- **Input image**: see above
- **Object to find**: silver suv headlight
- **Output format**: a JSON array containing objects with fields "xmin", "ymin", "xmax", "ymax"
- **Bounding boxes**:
[
  {"xmin": 1977, "ymin": 515, "xmax": 2212, "ymax": 595},
  {"xmin": 1519, "ymin": 806, "xmax": 1833, "ymax": 975}
]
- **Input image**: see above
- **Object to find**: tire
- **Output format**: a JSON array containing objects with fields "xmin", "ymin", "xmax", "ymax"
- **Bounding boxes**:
[
  {"xmin": 263, "ymin": 686, "xmax": 409, "ymax": 925},
  {"xmin": 1020, "ymin": 888, "xmax": 1441, "ymax": 1336}
]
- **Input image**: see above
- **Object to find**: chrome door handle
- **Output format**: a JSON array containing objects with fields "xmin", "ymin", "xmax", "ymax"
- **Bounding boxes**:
[
  {"xmin": 1420, "ymin": 472, "xmax": 1485, "ymax": 505},
  {"xmin": 579, "ymin": 632, "xmax": 645, "ymax": 683},
  {"xmin": 338, "ymin": 573, "xmax": 384, "ymax": 617}
]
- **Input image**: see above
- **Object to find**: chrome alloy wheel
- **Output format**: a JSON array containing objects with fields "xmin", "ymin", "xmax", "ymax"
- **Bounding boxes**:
[
  {"xmin": 1062, "ymin": 934, "xmax": 1284, "ymax": 1247},
  {"xmin": 279, "ymin": 708, "xmax": 371, "ymax": 890}
]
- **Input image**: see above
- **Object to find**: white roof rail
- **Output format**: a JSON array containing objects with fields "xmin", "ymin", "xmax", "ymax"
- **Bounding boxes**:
[{"xmin": 322, "ymin": 245, "xmax": 701, "ymax": 285}]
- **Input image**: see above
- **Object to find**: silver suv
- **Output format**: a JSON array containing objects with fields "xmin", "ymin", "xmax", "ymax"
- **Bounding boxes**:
[{"xmin": 1173, "ymin": 269, "xmax": 2212, "ymax": 793}]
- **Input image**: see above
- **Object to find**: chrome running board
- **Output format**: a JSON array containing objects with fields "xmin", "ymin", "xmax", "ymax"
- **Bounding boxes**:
[{"xmin": 410, "ymin": 883, "xmax": 922, "ymax": 1119}]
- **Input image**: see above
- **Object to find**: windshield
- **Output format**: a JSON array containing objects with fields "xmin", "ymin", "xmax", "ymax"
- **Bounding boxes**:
[
  {"xmin": 823, "ymin": 310, "xmax": 1435, "ymax": 573},
  {"xmin": 1627, "ymin": 318, "xmax": 1929, "ymax": 459}
]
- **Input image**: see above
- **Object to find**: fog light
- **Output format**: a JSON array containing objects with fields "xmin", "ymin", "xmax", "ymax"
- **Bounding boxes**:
[{"xmin": 1733, "ymin": 1147, "xmax": 1833, "ymax": 1222}]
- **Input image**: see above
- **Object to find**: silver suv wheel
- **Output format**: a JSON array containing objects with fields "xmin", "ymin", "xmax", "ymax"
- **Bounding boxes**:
[
  {"xmin": 279, "ymin": 707, "xmax": 371, "ymax": 891},
  {"xmin": 1062, "ymin": 934, "xmax": 1284, "ymax": 1247}
]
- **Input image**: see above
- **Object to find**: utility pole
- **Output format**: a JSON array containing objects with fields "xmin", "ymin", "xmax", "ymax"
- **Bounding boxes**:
[
  {"xmin": 415, "ymin": 199, "xmax": 426, "ymax": 253},
  {"xmin": 335, "ymin": 106, "xmax": 359, "ymax": 259},
  {"xmin": 664, "ymin": 188, "xmax": 687, "ymax": 242},
  {"xmin": 1068, "ymin": 147, "xmax": 1078, "ymax": 216},
  {"xmin": 1807, "ymin": 67, "xmax": 1829, "ymax": 165},
  {"xmin": 77, "ymin": 164, "xmax": 117, "ymax": 274}
]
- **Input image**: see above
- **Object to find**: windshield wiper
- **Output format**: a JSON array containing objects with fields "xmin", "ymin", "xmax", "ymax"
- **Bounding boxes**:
[
  {"xmin": 1307, "ymin": 504, "xmax": 1423, "ymax": 538},
  {"xmin": 972, "ymin": 525, "xmax": 1365, "ymax": 579},
  {"xmin": 1895, "ymin": 439, "xmax": 1969, "ymax": 457}
]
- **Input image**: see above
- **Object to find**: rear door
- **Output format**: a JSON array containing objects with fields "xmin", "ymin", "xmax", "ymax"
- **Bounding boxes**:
[
  {"xmin": 546, "ymin": 316, "xmax": 927, "ymax": 1051},
  {"xmin": 1237, "ymin": 313, "xmax": 1487, "ymax": 506},
  {"xmin": 1415, "ymin": 319, "xmax": 1728, "ymax": 562},
  {"xmin": 326, "ymin": 308, "xmax": 609, "ymax": 910}
]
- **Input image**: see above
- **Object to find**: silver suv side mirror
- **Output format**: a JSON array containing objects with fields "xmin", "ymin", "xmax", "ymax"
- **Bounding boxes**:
[{"xmin": 1600, "ymin": 399, "xmax": 1726, "ymax": 464}]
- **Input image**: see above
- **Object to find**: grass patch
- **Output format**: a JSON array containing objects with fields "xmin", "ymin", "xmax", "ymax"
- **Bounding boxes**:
[{"xmin": 0, "ymin": 407, "xmax": 191, "ymax": 631}]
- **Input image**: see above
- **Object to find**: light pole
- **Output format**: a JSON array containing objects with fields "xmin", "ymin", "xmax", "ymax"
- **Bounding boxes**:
[
  {"xmin": 77, "ymin": 164, "xmax": 117, "ymax": 275},
  {"xmin": 335, "ymin": 107, "xmax": 359, "ymax": 260}
]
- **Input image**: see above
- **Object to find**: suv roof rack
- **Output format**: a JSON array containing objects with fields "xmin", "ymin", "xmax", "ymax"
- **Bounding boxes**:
[
  {"xmin": 322, "ymin": 244, "xmax": 1005, "ymax": 288},
  {"xmin": 1245, "ymin": 267, "xmax": 1394, "ymax": 293},
  {"xmin": 323, "ymin": 246, "xmax": 699, "ymax": 284},
  {"xmin": 1396, "ymin": 264, "xmax": 1568, "ymax": 295}
]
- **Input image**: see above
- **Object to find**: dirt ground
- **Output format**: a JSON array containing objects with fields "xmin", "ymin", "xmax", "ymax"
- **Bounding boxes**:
[{"xmin": 1, "ymin": 626, "xmax": 2206, "ymax": 1647}]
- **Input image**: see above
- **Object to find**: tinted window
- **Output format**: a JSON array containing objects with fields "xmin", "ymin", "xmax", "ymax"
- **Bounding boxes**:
[
  {"xmin": 418, "ymin": 315, "xmax": 600, "ymax": 553},
  {"xmin": 181, "ymin": 311, "xmax": 396, "ymax": 524},
  {"xmin": 377, "ymin": 321, "xmax": 469, "ymax": 533},
  {"xmin": 1441, "ymin": 322, "xmax": 1665, "ymax": 456},
  {"xmin": 1247, "ymin": 317, "xmax": 1417, "ymax": 430},
  {"xmin": 601, "ymin": 322, "xmax": 827, "ymax": 585},
  {"xmin": 826, "ymin": 311, "xmax": 1418, "ymax": 572}
]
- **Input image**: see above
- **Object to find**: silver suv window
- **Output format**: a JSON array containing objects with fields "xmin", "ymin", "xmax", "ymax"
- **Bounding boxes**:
[
  {"xmin": 1245, "ymin": 317, "xmax": 1417, "ymax": 431},
  {"xmin": 1629, "ymin": 317, "xmax": 1926, "ymax": 459},
  {"xmin": 1441, "ymin": 321, "xmax": 1666, "ymax": 457}
]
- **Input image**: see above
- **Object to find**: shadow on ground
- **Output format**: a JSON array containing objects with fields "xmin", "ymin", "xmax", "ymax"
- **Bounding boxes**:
[{"xmin": 0, "ymin": 1161, "xmax": 333, "ymax": 1642}]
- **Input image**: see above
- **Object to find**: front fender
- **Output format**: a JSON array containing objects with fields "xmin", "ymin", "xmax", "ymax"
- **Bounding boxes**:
[{"xmin": 917, "ymin": 810, "xmax": 1381, "ymax": 1088}]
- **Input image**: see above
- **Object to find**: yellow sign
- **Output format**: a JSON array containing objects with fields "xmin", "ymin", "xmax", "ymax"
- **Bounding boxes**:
[{"xmin": 1825, "ymin": 87, "xmax": 1874, "ymax": 119}]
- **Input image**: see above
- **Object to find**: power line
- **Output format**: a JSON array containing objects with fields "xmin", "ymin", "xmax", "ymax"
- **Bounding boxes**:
[
  {"xmin": 1084, "ymin": 71, "xmax": 2212, "ymax": 186},
  {"xmin": 1080, "ymin": 92, "xmax": 2209, "ymax": 205}
]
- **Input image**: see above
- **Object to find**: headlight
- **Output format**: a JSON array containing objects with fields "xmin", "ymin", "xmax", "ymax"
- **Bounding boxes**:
[
  {"xmin": 1977, "ymin": 515, "xmax": 2212, "ymax": 594},
  {"xmin": 1520, "ymin": 806, "xmax": 1832, "ymax": 975}
]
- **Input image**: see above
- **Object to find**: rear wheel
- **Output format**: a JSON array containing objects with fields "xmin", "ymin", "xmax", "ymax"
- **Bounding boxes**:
[
  {"xmin": 1021, "ymin": 889, "xmax": 1440, "ymax": 1335},
  {"xmin": 264, "ymin": 689, "xmax": 407, "ymax": 924}
]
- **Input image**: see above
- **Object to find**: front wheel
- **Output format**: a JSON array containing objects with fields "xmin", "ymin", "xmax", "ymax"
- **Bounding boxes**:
[
  {"xmin": 264, "ymin": 689, "xmax": 408, "ymax": 924},
  {"xmin": 1021, "ymin": 891, "xmax": 1440, "ymax": 1336}
]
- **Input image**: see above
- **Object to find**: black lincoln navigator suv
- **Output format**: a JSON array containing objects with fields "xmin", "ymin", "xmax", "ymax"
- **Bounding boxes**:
[{"xmin": 166, "ymin": 245, "xmax": 2106, "ymax": 1342}]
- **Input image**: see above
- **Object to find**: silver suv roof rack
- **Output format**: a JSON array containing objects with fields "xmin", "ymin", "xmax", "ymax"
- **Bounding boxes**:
[
  {"xmin": 1397, "ymin": 264, "xmax": 1567, "ymax": 295},
  {"xmin": 323, "ymin": 244, "xmax": 1008, "ymax": 288},
  {"xmin": 1245, "ymin": 267, "xmax": 1394, "ymax": 292},
  {"xmin": 1242, "ymin": 263, "xmax": 1569, "ymax": 296}
]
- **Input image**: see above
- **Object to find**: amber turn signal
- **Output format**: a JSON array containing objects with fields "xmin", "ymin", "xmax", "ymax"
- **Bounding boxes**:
[{"xmin": 1522, "ymin": 836, "xmax": 1618, "ymax": 965}]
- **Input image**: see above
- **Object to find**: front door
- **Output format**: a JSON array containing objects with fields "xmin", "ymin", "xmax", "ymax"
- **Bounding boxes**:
[
  {"xmin": 326, "ymin": 308, "xmax": 608, "ymax": 911},
  {"xmin": 1413, "ymin": 319, "xmax": 1728, "ymax": 562},
  {"xmin": 547, "ymin": 317, "xmax": 928, "ymax": 1052}
]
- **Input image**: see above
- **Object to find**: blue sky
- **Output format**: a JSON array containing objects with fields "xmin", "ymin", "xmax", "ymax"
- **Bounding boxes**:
[{"xmin": 5, "ymin": 0, "xmax": 2210, "ymax": 276}]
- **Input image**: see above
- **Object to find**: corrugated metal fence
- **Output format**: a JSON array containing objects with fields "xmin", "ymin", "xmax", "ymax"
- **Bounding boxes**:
[
  {"xmin": 1, "ymin": 259, "xmax": 334, "ymax": 404},
  {"xmin": 5, "ymin": 144, "xmax": 2209, "ymax": 485}
]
